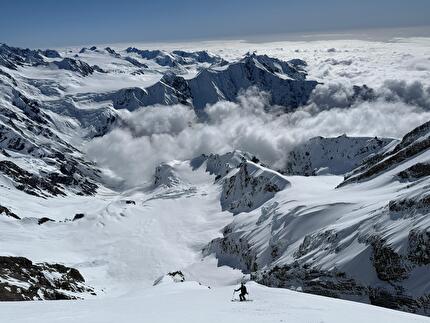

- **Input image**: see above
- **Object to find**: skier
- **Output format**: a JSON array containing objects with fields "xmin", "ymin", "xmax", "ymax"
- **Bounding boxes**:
[{"xmin": 234, "ymin": 282, "xmax": 248, "ymax": 301}]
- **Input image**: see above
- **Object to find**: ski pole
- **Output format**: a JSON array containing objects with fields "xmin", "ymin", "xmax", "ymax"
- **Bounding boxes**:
[{"xmin": 231, "ymin": 290, "xmax": 235, "ymax": 301}]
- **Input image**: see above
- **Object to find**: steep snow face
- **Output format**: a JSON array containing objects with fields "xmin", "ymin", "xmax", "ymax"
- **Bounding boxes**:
[
  {"xmin": 187, "ymin": 54, "xmax": 318, "ymax": 109},
  {"xmin": 220, "ymin": 161, "xmax": 290, "ymax": 214},
  {"xmin": 284, "ymin": 135, "xmax": 397, "ymax": 176},
  {"xmin": 0, "ymin": 80, "xmax": 101, "ymax": 197},
  {"xmin": 51, "ymin": 58, "xmax": 104, "ymax": 77},
  {"xmin": 203, "ymin": 121, "xmax": 430, "ymax": 315},
  {"xmin": 342, "ymin": 120, "xmax": 430, "ymax": 185},
  {"xmin": 191, "ymin": 151, "xmax": 254, "ymax": 178},
  {"xmin": 153, "ymin": 162, "xmax": 182, "ymax": 187}
]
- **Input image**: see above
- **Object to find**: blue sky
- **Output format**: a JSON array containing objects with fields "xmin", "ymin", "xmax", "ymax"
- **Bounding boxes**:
[{"xmin": 1, "ymin": 0, "xmax": 430, "ymax": 48}]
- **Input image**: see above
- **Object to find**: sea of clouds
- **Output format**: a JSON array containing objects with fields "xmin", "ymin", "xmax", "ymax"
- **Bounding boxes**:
[
  {"xmin": 86, "ymin": 85, "xmax": 430, "ymax": 187},
  {"xmin": 85, "ymin": 38, "xmax": 430, "ymax": 187}
]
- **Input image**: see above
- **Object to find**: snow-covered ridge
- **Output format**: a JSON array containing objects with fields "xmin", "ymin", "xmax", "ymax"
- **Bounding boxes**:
[
  {"xmin": 125, "ymin": 47, "xmax": 228, "ymax": 67},
  {"xmin": 220, "ymin": 161, "xmax": 290, "ymax": 214},
  {"xmin": 341, "ymin": 120, "xmax": 430, "ymax": 186},
  {"xmin": 284, "ymin": 135, "xmax": 397, "ymax": 176},
  {"xmin": 202, "ymin": 120, "xmax": 430, "ymax": 315},
  {"xmin": 71, "ymin": 52, "xmax": 318, "ymax": 111},
  {"xmin": 0, "ymin": 256, "xmax": 94, "ymax": 301}
]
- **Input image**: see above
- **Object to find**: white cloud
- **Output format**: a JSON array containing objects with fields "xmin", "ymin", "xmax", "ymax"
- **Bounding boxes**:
[
  {"xmin": 85, "ymin": 87, "xmax": 430, "ymax": 187},
  {"xmin": 84, "ymin": 38, "xmax": 430, "ymax": 187}
]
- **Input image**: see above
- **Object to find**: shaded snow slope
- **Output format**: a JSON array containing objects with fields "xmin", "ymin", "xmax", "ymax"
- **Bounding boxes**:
[{"xmin": 203, "ymin": 122, "xmax": 430, "ymax": 315}]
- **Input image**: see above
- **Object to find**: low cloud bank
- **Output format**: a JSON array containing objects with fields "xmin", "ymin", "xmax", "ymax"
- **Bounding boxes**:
[{"xmin": 86, "ymin": 85, "xmax": 430, "ymax": 187}]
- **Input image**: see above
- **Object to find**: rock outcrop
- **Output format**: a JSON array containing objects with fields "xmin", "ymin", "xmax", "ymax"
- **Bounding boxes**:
[{"xmin": 0, "ymin": 256, "xmax": 95, "ymax": 301}]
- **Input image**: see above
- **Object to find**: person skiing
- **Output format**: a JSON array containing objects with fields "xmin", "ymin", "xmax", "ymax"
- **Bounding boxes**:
[{"xmin": 234, "ymin": 282, "xmax": 248, "ymax": 301}]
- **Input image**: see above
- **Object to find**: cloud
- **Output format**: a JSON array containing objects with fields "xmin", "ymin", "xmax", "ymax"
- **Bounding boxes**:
[
  {"xmin": 381, "ymin": 80, "xmax": 430, "ymax": 110},
  {"xmin": 85, "ymin": 87, "xmax": 430, "ymax": 188}
]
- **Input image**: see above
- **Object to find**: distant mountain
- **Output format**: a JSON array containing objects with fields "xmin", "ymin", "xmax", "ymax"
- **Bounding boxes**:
[
  {"xmin": 125, "ymin": 47, "xmax": 227, "ymax": 67},
  {"xmin": 88, "ymin": 53, "xmax": 318, "ymax": 111}
]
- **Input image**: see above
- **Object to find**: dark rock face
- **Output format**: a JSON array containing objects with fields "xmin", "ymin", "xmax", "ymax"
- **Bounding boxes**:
[
  {"xmin": 38, "ymin": 49, "xmax": 61, "ymax": 58},
  {"xmin": 253, "ymin": 265, "xmax": 430, "ymax": 314},
  {"xmin": 53, "ymin": 58, "xmax": 102, "ymax": 76},
  {"xmin": 103, "ymin": 53, "xmax": 317, "ymax": 111},
  {"xmin": 370, "ymin": 237, "xmax": 409, "ymax": 282},
  {"xmin": 37, "ymin": 217, "xmax": 54, "ymax": 225},
  {"xmin": 0, "ymin": 160, "xmax": 65, "ymax": 197},
  {"xmin": 188, "ymin": 54, "xmax": 318, "ymax": 110},
  {"xmin": 388, "ymin": 195, "xmax": 430, "ymax": 214},
  {"xmin": 171, "ymin": 50, "xmax": 228, "ymax": 65},
  {"xmin": 126, "ymin": 47, "xmax": 228, "ymax": 67},
  {"xmin": 398, "ymin": 163, "xmax": 430, "ymax": 180},
  {"xmin": 340, "ymin": 120, "xmax": 430, "ymax": 186},
  {"xmin": 167, "ymin": 271, "xmax": 185, "ymax": 282},
  {"xmin": 124, "ymin": 56, "xmax": 148, "ymax": 68},
  {"xmin": 205, "ymin": 211, "xmax": 430, "ymax": 316},
  {"xmin": 12, "ymin": 89, "xmax": 53, "ymax": 125},
  {"xmin": 294, "ymin": 229, "xmax": 339, "ymax": 259},
  {"xmin": 203, "ymin": 230, "xmax": 258, "ymax": 272},
  {"xmin": 0, "ymin": 205, "xmax": 20, "ymax": 220},
  {"xmin": 126, "ymin": 48, "xmax": 177, "ymax": 67},
  {"xmin": 408, "ymin": 229, "xmax": 430, "ymax": 265},
  {"xmin": 253, "ymin": 265, "xmax": 367, "ymax": 300},
  {"xmin": 105, "ymin": 47, "xmax": 120, "ymax": 58},
  {"xmin": 221, "ymin": 162, "xmax": 289, "ymax": 214},
  {"xmin": 352, "ymin": 84, "xmax": 376, "ymax": 102},
  {"xmin": 0, "ymin": 44, "xmax": 45, "ymax": 70},
  {"xmin": 153, "ymin": 163, "xmax": 181, "ymax": 188},
  {"xmin": 0, "ymin": 85, "xmax": 100, "ymax": 199},
  {"xmin": 159, "ymin": 73, "xmax": 192, "ymax": 105},
  {"xmin": 0, "ymin": 256, "xmax": 95, "ymax": 301},
  {"xmin": 72, "ymin": 213, "xmax": 85, "ymax": 221},
  {"xmin": 0, "ymin": 160, "xmax": 98, "ymax": 197}
]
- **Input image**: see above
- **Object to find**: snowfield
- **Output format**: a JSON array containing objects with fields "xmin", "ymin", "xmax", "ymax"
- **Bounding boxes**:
[{"xmin": 2, "ymin": 282, "xmax": 429, "ymax": 323}]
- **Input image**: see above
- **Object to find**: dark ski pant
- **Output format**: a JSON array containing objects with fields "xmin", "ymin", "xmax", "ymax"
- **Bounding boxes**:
[{"xmin": 239, "ymin": 293, "xmax": 246, "ymax": 301}]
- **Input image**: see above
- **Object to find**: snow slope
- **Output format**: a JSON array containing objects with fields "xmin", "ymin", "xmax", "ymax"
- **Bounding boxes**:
[
  {"xmin": 205, "ymin": 123, "xmax": 430, "ymax": 315},
  {"xmin": 1, "ymin": 282, "xmax": 428, "ymax": 323}
]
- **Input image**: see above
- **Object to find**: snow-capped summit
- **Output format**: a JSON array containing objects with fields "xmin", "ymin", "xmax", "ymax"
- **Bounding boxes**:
[
  {"xmin": 0, "ymin": 43, "xmax": 45, "ymax": 69},
  {"xmin": 131, "ymin": 53, "xmax": 318, "ymax": 110},
  {"xmin": 52, "ymin": 57, "xmax": 105, "ymax": 76},
  {"xmin": 126, "ymin": 47, "xmax": 227, "ymax": 68}
]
